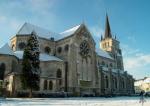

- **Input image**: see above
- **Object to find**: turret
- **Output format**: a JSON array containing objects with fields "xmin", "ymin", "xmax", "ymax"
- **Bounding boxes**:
[{"xmin": 100, "ymin": 14, "xmax": 124, "ymax": 70}]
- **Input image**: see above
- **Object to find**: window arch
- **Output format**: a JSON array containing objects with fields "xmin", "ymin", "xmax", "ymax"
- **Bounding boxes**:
[
  {"xmin": 18, "ymin": 42, "xmax": 26, "ymax": 50},
  {"xmin": 113, "ymin": 77, "xmax": 117, "ymax": 89},
  {"xmin": 56, "ymin": 69, "xmax": 62, "ymax": 78},
  {"xmin": 102, "ymin": 61, "xmax": 105, "ymax": 66},
  {"xmin": 0, "ymin": 63, "xmax": 6, "ymax": 80},
  {"xmin": 12, "ymin": 44, "xmax": 15, "ymax": 51},
  {"xmin": 44, "ymin": 80, "xmax": 48, "ymax": 90},
  {"xmin": 122, "ymin": 79, "xmax": 125, "ymax": 89},
  {"xmin": 49, "ymin": 81, "xmax": 53, "ymax": 90},
  {"xmin": 105, "ymin": 76, "xmax": 109, "ymax": 88},
  {"xmin": 115, "ymin": 77, "xmax": 117, "ymax": 89},
  {"xmin": 44, "ymin": 46, "xmax": 51, "ymax": 54},
  {"xmin": 110, "ymin": 63, "xmax": 113, "ymax": 67},
  {"xmin": 64, "ymin": 44, "xmax": 69, "ymax": 51},
  {"xmin": 57, "ymin": 47, "xmax": 62, "ymax": 54}
]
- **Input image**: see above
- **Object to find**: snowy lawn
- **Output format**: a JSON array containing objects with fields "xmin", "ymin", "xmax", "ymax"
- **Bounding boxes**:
[{"xmin": 0, "ymin": 97, "xmax": 150, "ymax": 106}]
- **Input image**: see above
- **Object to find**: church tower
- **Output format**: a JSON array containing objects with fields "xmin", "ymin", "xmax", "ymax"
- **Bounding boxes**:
[{"xmin": 100, "ymin": 14, "xmax": 124, "ymax": 70}]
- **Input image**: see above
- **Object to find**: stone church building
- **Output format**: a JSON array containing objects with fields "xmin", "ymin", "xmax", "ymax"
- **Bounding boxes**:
[{"xmin": 0, "ymin": 16, "xmax": 134, "ymax": 97}]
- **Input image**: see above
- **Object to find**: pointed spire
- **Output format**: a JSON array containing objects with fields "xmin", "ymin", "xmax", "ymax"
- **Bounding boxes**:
[
  {"xmin": 104, "ymin": 14, "xmax": 112, "ymax": 38},
  {"xmin": 114, "ymin": 35, "xmax": 117, "ymax": 39},
  {"xmin": 101, "ymin": 34, "xmax": 103, "ymax": 41}
]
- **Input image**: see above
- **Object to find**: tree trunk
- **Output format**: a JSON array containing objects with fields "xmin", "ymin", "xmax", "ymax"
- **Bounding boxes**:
[{"xmin": 29, "ymin": 88, "xmax": 32, "ymax": 98}]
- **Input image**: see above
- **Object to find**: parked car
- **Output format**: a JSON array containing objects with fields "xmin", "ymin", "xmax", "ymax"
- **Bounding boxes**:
[{"xmin": 144, "ymin": 91, "xmax": 150, "ymax": 97}]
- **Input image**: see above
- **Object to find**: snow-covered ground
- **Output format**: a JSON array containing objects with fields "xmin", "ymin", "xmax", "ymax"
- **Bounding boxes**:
[{"xmin": 0, "ymin": 97, "xmax": 150, "ymax": 106}]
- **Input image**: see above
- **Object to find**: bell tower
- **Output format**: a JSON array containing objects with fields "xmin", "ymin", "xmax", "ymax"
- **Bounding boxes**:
[{"xmin": 100, "ymin": 14, "xmax": 124, "ymax": 70}]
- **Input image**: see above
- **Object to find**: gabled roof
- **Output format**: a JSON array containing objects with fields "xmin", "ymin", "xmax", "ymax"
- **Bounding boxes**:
[
  {"xmin": 59, "ymin": 24, "xmax": 81, "ymax": 37},
  {"xmin": 17, "ymin": 22, "xmax": 82, "ymax": 41},
  {"xmin": 0, "ymin": 43, "xmax": 15, "ymax": 56},
  {"xmin": 17, "ymin": 22, "xmax": 62, "ymax": 40},
  {"xmin": 60, "ymin": 23, "xmax": 96, "ymax": 44},
  {"xmin": 14, "ymin": 51, "xmax": 63, "ymax": 62},
  {"xmin": 96, "ymin": 48, "xmax": 113, "ymax": 60}
]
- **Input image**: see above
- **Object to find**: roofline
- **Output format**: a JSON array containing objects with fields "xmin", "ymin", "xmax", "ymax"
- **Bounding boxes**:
[
  {"xmin": 0, "ymin": 54, "xmax": 19, "ymax": 61},
  {"xmin": 82, "ymin": 24, "xmax": 96, "ymax": 45},
  {"xmin": 56, "ymin": 34, "xmax": 74, "ymax": 42},
  {"xmin": 10, "ymin": 35, "xmax": 17, "ymax": 40},
  {"xmin": 12, "ymin": 34, "xmax": 55, "ymax": 42},
  {"xmin": 96, "ymin": 53, "xmax": 114, "ymax": 61}
]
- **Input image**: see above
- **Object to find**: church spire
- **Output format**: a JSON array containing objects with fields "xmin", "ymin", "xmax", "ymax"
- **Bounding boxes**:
[{"xmin": 104, "ymin": 14, "xmax": 112, "ymax": 38}]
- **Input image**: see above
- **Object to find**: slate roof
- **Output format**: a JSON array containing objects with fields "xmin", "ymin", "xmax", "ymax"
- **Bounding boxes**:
[
  {"xmin": 0, "ymin": 43, "xmax": 15, "ymax": 56},
  {"xmin": 96, "ymin": 48, "xmax": 113, "ymax": 60},
  {"xmin": 59, "ymin": 24, "xmax": 81, "ymax": 37},
  {"xmin": 17, "ymin": 22, "xmax": 81, "ymax": 41}
]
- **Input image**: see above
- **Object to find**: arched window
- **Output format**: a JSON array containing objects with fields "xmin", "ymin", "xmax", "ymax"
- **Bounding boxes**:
[
  {"xmin": 18, "ymin": 42, "xmax": 26, "ymax": 50},
  {"xmin": 64, "ymin": 44, "xmax": 69, "ymax": 51},
  {"xmin": 57, "ymin": 47, "xmax": 62, "ymax": 54},
  {"xmin": 44, "ymin": 80, "xmax": 47, "ymax": 90},
  {"xmin": 122, "ymin": 79, "xmax": 125, "ymax": 89},
  {"xmin": 115, "ymin": 78, "xmax": 117, "ymax": 89},
  {"xmin": 49, "ymin": 81, "xmax": 53, "ymax": 90},
  {"xmin": 12, "ymin": 44, "xmax": 15, "ymax": 51},
  {"xmin": 105, "ymin": 76, "xmax": 109, "ymax": 88},
  {"xmin": 110, "ymin": 63, "xmax": 113, "ymax": 67},
  {"xmin": 0, "ymin": 63, "xmax": 6, "ymax": 80},
  {"xmin": 45, "ymin": 46, "xmax": 51, "ymax": 54},
  {"xmin": 102, "ymin": 61, "xmax": 105, "ymax": 66},
  {"xmin": 56, "ymin": 69, "xmax": 62, "ymax": 78}
]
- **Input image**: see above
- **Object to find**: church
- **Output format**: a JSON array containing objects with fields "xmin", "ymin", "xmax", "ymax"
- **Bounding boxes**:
[{"xmin": 0, "ymin": 15, "xmax": 134, "ymax": 97}]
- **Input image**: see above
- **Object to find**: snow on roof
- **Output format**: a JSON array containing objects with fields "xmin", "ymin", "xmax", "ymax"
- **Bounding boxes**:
[
  {"xmin": 135, "ymin": 77, "xmax": 150, "ymax": 86},
  {"xmin": 0, "ymin": 43, "xmax": 15, "ymax": 56},
  {"xmin": 17, "ymin": 23, "xmax": 63, "ymax": 40},
  {"xmin": 14, "ymin": 51, "xmax": 63, "ymax": 62},
  {"xmin": 96, "ymin": 48, "xmax": 113, "ymax": 60},
  {"xmin": 144, "ymin": 77, "xmax": 150, "ymax": 83},
  {"xmin": 17, "ymin": 23, "xmax": 82, "ymax": 41},
  {"xmin": 59, "ymin": 24, "xmax": 81, "ymax": 38},
  {"xmin": 134, "ymin": 80, "xmax": 143, "ymax": 86}
]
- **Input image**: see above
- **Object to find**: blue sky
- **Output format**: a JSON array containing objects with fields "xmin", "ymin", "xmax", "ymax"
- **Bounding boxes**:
[{"xmin": 0, "ymin": 0, "xmax": 150, "ymax": 79}]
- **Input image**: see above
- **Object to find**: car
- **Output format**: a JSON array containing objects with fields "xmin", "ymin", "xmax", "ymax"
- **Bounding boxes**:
[{"xmin": 144, "ymin": 91, "xmax": 150, "ymax": 97}]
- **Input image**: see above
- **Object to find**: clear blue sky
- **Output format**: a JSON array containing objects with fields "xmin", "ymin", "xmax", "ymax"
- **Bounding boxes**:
[{"xmin": 0, "ymin": 0, "xmax": 150, "ymax": 79}]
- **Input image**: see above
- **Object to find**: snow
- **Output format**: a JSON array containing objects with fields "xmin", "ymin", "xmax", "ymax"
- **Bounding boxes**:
[
  {"xmin": 60, "ymin": 24, "xmax": 81, "ymax": 37},
  {"xmin": 135, "ymin": 80, "xmax": 144, "ymax": 86},
  {"xmin": 96, "ymin": 48, "xmax": 113, "ymax": 60},
  {"xmin": 40, "ymin": 53, "xmax": 63, "ymax": 61},
  {"xmin": 102, "ymin": 66, "xmax": 109, "ymax": 71},
  {"xmin": 14, "ymin": 51, "xmax": 63, "ymax": 62},
  {"xmin": 0, "ymin": 97, "xmax": 150, "ymax": 106},
  {"xmin": 135, "ymin": 77, "xmax": 150, "ymax": 86},
  {"xmin": 144, "ymin": 77, "xmax": 150, "ymax": 83},
  {"xmin": 17, "ymin": 23, "xmax": 80, "ymax": 41},
  {"xmin": 112, "ymin": 69, "xmax": 118, "ymax": 73},
  {"xmin": 0, "ymin": 43, "xmax": 15, "ymax": 56}
]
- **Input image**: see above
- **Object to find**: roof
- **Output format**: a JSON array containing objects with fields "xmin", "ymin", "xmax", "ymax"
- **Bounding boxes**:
[
  {"xmin": 144, "ymin": 77, "xmax": 150, "ymax": 83},
  {"xmin": 17, "ymin": 22, "xmax": 81, "ymax": 41},
  {"xmin": 96, "ymin": 48, "xmax": 113, "ymax": 60},
  {"xmin": 59, "ymin": 24, "xmax": 81, "ymax": 37},
  {"xmin": 104, "ymin": 14, "xmax": 112, "ymax": 38},
  {"xmin": 135, "ymin": 77, "xmax": 150, "ymax": 85},
  {"xmin": 0, "ymin": 43, "xmax": 15, "ymax": 56},
  {"xmin": 14, "ymin": 51, "xmax": 63, "ymax": 62}
]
